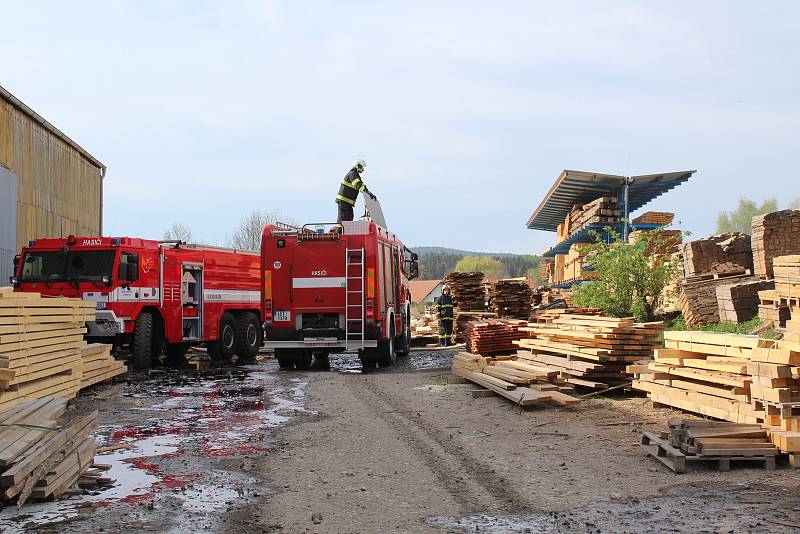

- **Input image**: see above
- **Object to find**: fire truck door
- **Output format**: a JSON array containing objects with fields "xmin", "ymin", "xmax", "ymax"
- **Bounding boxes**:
[{"xmin": 181, "ymin": 263, "xmax": 203, "ymax": 340}]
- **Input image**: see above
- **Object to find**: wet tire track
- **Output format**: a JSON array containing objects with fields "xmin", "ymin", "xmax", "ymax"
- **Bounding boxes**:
[{"xmin": 345, "ymin": 375, "xmax": 532, "ymax": 514}]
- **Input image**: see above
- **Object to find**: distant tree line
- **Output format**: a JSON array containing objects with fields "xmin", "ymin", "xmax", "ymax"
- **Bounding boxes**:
[{"xmin": 415, "ymin": 251, "xmax": 541, "ymax": 280}]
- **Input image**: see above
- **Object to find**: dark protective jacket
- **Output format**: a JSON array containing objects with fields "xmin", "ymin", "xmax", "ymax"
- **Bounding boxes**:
[
  {"xmin": 336, "ymin": 168, "xmax": 370, "ymax": 205},
  {"xmin": 437, "ymin": 293, "xmax": 455, "ymax": 320}
]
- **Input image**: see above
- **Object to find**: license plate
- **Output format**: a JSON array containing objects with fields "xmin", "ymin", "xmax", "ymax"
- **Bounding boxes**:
[{"xmin": 274, "ymin": 310, "xmax": 291, "ymax": 322}]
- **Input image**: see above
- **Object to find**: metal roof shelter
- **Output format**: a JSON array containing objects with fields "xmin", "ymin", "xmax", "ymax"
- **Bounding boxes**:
[{"xmin": 526, "ymin": 170, "xmax": 696, "ymax": 232}]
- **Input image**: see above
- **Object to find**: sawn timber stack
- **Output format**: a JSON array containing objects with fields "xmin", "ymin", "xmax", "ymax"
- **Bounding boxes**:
[{"xmin": 514, "ymin": 314, "xmax": 664, "ymax": 390}]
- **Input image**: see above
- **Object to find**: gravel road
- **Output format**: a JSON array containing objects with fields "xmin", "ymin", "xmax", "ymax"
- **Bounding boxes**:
[{"xmin": 2, "ymin": 350, "xmax": 799, "ymax": 533}]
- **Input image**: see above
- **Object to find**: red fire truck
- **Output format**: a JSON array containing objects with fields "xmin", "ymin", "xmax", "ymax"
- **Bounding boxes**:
[
  {"xmin": 260, "ymin": 220, "xmax": 419, "ymax": 370},
  {"xmin": 11, "ymin": 235, "xmax": 262, "ymax": 369}
]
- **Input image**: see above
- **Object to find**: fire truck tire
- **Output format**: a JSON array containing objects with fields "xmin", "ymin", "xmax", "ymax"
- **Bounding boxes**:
[
  {"xmin": 165, "ymin": 343, "xmax": 190, "ymax": 366},
  {"xmin": 207, "ymin": 312, "xmax": 238, "ymax": 362},
  {"xmin": 132, "ymin": 312, "xmax": 155, "ymax": 370},
  {"xmin": 358, "ymin": 350, "xmax": 377, "ymax": 370},
  {"xmin": 235, "ymin": 312, "xmax": 262, "ymax": 362},
  {"xmin": 396, "ymin": 311, "xmax": 411, "ymax": 357},
  {"xmin": 377, "ymin": 324, "xmax": 396, "ymax": 367},
  {"xmin": 294, "ymin": 350, "xmax": 313, "ymax": 370},
  {"xmin": 275, "ymin": 349, "xmax": 295, "ymax": 369}
]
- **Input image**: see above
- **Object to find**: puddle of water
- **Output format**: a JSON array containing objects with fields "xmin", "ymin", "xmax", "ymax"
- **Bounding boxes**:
[{"xmin": 0, "ymin": 363, "xmax": 309, "ymax": 533}]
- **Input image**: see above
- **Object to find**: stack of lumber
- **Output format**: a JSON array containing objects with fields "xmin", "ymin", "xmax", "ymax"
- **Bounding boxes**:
[
  {"xmin": 464, "ymin": 319, "xmax": 528, "ymax": 355},
  {"xmin": 758, "ymin": 289, "xmax": 791, "ymax": 328},
  {"xmin": 453, "ymin": 311, "xmax": 497, "ymax": 343},
  {"xmin": 752, "ymin": 209, "xmax": 800, "ymax": 279},
  {"xmin": 716, "ymin": 279, "xmax": 775, "ymax": 323},
  {"xmin": 528, "ymin": 307, "xmax": 603, "ymax": 324},
  {"xmin": 444, "ymin": 272, "xmax": 485, "ymax": 311},
  {"xmin": 556, "ymin": 196, "xmax": 621, "ymax": 243},
  {"xmin": 773, "ymin": 255, "xmax": 800, "ymax": 300},
  {"xmin": 489, "ymin": 279, "xmax": 532, "ymax": 319},
  {"xmin": 678, "ymin": 271, "xmax": 753, "ymax": 327},
  {"xmin": 641, "ymin": 419, "xmax": 779, "ymax": 473},
  {"xmin": 451, "ymin": 352, "xmax": 580, "ymax": 407},
  {"xmin": 80, "ymin": 343, "xmax": 126, "ymax": 389},
  {"xmin": 0, "ymin": 289, "xmax": 95, "ymax": 409},
  {"xmin": 0, "ymin": 397, "xmax": 109, "ymax": 505},
  {"xmin": 514, "ymin": 314, "xmax": 664, "ymax": 389},
  {"xmin": 632, "ymin": 211, "xmax": 675, "ymax": 226},
  {"xmin": 411, "ymin": 314, "xmax": 437, "ymax": 338},
  {"xmin": 629, "ymin": 229, "xmax": 683, "ymax": 256},
  {"xmin": 631, "ymin": 330, "xmax": 800, "ymax": 463},
  {"xmin": 562, "ymin": 243, "xmax": 596, "ymax": 283},
  {"xmin": 681, "ymin": 233, "xmax": 753, "ymax": 277}
]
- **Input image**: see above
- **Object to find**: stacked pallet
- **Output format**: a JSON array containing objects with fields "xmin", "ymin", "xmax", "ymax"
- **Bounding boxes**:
[
  {"xmin": 678, "ymin": 271, "xmax": 753, "ymax": 327},
  {"xmin": 556, "ymin": 196, "xmax": 621, "ymax": 242},
  {"xmin": 514, "ymin": 314, "xmax": 664, "ymax": 389},
  {"xmin": 0, "ymin": 397, "xmax": 109, "ymax": 505},
  {"xmin": 464, "ymin": 319, "xmax": 527, "ymax": 355},
  {"xmin": 681, "ymin": 233, "xmax": 753, "ymax": 277},
  {"xmin": 632, "ymin": 211, "xmax": 675, "ymax": 226},
  {"xmin": 489, "ymin": 279, "xmax": 532, "ymax": 319},
  {"xmin": 80, "ymin": 343, "xmax": 127, "ymax": 389},
  {"xmin": 451, "ymin": 352, "xmax": 580, "ymax": 407},
  {"xmin": 631, "ymin": 331, "xmax": 800, "ymax": 461},
  {"xmin": 716, "ymin": 279, "xmax": 775, "ymax": 323},
  {"xmin": 641, "ymin": 420, "xmax": 779, "ymax": 473},
  {"xmin": 773, "ymin": 255, "xmax": 800, "ymax": 299},
  {"xmin": 758, "ymin": 289, "xmax": 791, "ymax": 328},
  {"xmin": 444, "ymin": 272, "xmax": 485, "ymax": 311},
  {"xmin": 752, "ymin": 209, "xmax": 800, "ymax": 279}
]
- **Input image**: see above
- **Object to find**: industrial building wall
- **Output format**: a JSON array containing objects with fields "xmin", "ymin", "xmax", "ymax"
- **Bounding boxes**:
[
  {"xmin": 0, "ymin": 166, "xmax": 17, "ymax": 283},
  {"xmin": 0, "ymin": 97, "xmax": 103, "ymax": 252}
]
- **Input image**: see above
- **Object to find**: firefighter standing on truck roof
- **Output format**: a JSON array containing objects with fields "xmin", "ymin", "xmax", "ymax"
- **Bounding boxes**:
[
  {"xmin": 437, "ymin": 284, "xmax": 456, "ymax": 347},
  {"xmin": 336, "ymin": 159, "xmax": 376, "ymax": 223}
]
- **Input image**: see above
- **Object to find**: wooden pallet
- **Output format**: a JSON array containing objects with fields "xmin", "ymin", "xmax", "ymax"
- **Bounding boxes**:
[{"xmin": 641, "ymin": 431, "xmax": 776, "ymax": 473}]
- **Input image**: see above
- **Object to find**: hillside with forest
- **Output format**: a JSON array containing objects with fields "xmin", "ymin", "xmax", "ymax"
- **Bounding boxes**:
[{"xmin": 411, "ymin": 246, "xmax": 541, "ymax": 280}]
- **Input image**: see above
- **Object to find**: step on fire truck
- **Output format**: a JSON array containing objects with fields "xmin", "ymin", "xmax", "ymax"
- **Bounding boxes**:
[
  {"xmin": 260, "ymin": 220, "xmax": 419, "ymax": 370},
  {"xmin": 12, "ymin": 236, "xmax": 262, "ymax": 369}
]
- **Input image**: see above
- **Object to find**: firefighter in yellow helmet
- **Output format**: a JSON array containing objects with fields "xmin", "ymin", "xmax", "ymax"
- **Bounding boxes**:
[
  {"xmin": 336, "ymin": 159, "xmax": 376, "ymax": 223},
  {"xmin": 437, "ymin": 284, "xmax": 456, "ymax": 346}
]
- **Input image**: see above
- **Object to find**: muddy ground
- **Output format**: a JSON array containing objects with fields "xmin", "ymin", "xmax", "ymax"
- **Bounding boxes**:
[{"xmin": 1, "ymin": 350, "xmax": 799, "ymax": 533}]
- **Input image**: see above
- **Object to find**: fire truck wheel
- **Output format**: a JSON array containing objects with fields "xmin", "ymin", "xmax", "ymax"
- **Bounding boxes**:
[
  {"xmin": 132, "ymin": 312, "xmax": 155, "ymax": 370},
  {"xmin": 208, "ymin": 312, "xmax": 238, "ymax": 362},
  {"xmin": 377, "ymin": 324, "xmax": 396, "ymax": 367},
  {"xmin": 358, "ymin": 350, "xmax": 377, "ymax": 370},
  {"xmin": 235, "ymin": 312, "xmax": 262, "ymax": 362},
  {"xmin": 165, "ymin": 343, "xmax": 190, "ymax": 366},
  {"xmin": 275, "ymin": 349, "xmax": 295, "ymax": 369},
  {"xmin": 396, "ymin": 312, "xmax": 411, "ymax": 358},
  {"xmin": 294, "ymin": 350, "xmax": 313, "ymax": 370}
]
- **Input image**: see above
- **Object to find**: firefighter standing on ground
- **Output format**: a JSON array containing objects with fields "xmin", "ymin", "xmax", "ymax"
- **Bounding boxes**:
[
  {"xmin": 336, "ymin": 159, "xmax": 376, "ymax": 223},
  {"xmin": 437, "ymin": 284, "xmax": 456, "ymax": 346}
]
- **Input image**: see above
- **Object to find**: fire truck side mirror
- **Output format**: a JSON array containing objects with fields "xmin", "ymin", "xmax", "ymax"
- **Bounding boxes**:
[
  {"xmin": 409, "ymin": 260, "xmax": 419, "ymax": 280},
  {"xmin": 12, "ymin": 255, "xmax": 19, "ymax": 270}
]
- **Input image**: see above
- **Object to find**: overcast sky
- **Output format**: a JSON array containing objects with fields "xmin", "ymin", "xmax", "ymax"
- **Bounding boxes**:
[{"xmin": 3, "ymin": 1, "xmax": 799, "ymax": 254}]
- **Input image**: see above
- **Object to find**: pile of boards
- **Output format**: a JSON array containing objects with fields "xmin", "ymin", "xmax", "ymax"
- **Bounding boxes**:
[
  {"xmin": 0, "ymin": 397, "xmax": 109, "ymax": 505},
  {"xmin": 678, "ymin": 270, "xmax": 753, "ymax": 327},
  {"xmin": 451, "ymin": 352, "xmax": 580, "ymax": 407},
  {"xmin": 488, "ymin": 279, "xmax": 532, "ymax": 319},
  {"xmin": 752, "ymin": 209, "xmax": 800, "ymax": 279},
  {"xmin": 443, "ymin": 272, "xmax": 485, "ymax": 311},
  {"xmin": 464, "ymin": 319, "xmax": 527, "ymax": 355},
  {"xmin": 556, "ymin": 196, "xmax": 621, "ymax": 243},
  {"xmin": 515, "ymin": 314, "xmax": 664, "ymax": 389},
  {"xmin": 632, "ymin": 211, "xmax": 675, "ymax": 226},
  {"xmin": 631, "ymin": 330, "xmax": 800, "ymax": 463},
  {"xmin": 681, "ymin": 233, "xmax": 753, "ymax": 278},
  {"xmin": 758, "ymin": 255, "xmax": 800, "ymax": 330},
  {"xmin": 410, "ymin": 314, "xmax": 438, "ymax": 339},
  {"xmin": 716, "ymin": 279, "xmax": 775, "ymax": 323},
  {"xmin": 0, "ymin": 288, "xmax": 125, "ymax": 409},
  {"xmin": 641, "ymin": 419, "xmax": 779, "ymax": 473}
]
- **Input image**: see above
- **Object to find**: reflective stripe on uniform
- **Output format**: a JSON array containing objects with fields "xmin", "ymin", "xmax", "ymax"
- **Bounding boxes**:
[
  {"xmin": 336, "ymin": 194, "xmax": 356, "ymax": 205},
  {"xmin": 341, "ymin": 179, "xmax": 358, "ymax": 190}
]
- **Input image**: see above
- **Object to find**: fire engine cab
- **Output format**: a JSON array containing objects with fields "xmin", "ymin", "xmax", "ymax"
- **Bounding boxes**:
[
  {"xmin": 12, "ymin": 236, "xmax": 262, "ymax": 369},
  {"xmin": 260, "ymin": 220, "xmax": 419, "ymax": 370}
]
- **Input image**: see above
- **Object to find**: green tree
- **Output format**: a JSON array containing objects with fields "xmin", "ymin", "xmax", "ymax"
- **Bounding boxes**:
[
  {"xmin": 571, "ymin": 229, "xmax": 682, "ymax": 322},
  {"xmin": 716, "ymin": 198, "xmax": 777, "ymax": 234},
  {"xmin": 454, "ymin": 256, "xmax": 507, "ymax": 279}
]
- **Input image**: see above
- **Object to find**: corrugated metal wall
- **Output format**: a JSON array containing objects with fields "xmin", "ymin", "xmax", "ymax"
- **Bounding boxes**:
[
  {"xmin": 0, "ymin": 166, "xmax": 17, "ymax": 283},
  {"xmin": 0, "ymin": 95, "xmax": 103, "ymax": 253}
]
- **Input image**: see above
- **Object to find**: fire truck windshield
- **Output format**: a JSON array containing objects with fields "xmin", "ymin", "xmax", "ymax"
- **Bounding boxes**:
[{"xmin": 20, "ymin": 250, "xmax": 117, "ymax": 283}]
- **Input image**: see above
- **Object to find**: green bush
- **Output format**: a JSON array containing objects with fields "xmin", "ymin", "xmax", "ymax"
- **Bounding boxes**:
[{"xmin": 571, "ymin": 228, "xmax": 682, "ymax": 322}]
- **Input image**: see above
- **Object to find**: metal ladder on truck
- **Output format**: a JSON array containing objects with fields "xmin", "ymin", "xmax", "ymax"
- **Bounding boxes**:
[{"xmin": 345, "ymin": 248, "xmax": 365, "ymax": 350}]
